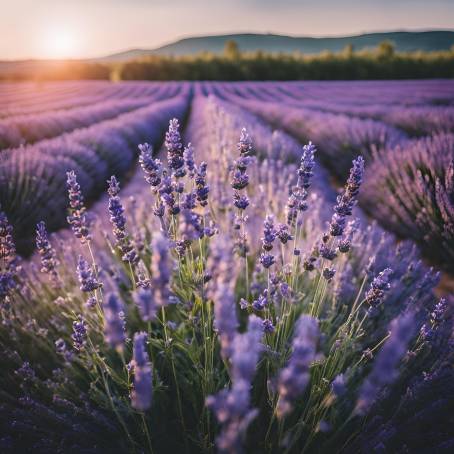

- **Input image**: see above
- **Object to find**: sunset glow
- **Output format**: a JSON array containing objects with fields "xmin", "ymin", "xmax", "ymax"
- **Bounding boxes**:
[{"xmin": 40, "ymin": 26, "xmax": 79, "ymax": 59}]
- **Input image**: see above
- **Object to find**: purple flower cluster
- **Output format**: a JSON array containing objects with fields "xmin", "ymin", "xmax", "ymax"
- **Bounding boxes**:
[
  {"xmin": 194, "ymin": 162, "xmax": 209, "ymax": 207},
  {"xmin": 66, "ymin": 171, "xmax": 91, "ymax": 244},
  {"xmin": 107, "ymin": 176, "xmax": 138, "ymax": 264},
  {"xmin": 103, "ymin": 292, "xmax": 126, "ymax": 350},
  {"xmin": 277, "ymin": 315, "xmax": 320, "ymax": 417},
  {"xmin": 150, "ymin": 233, "xmax": 172, "ymax": 307},
  {"xmin": 207, "ymin": 315, "xmax": 263, "ymax": 453},
  {"xmin": 138, "ymin": 143, "xmax": 163, "ymax": 188},
  {"xmin": 259, "ymin": 215, "xmax": 276, "ymax": 269},
  {"xmin": 35, "ymin": 221, "xmax": 60, "ymax": 287},
  {"xmin": 183, "ymin": 142, "xmax": 196, "ymax": 178},
  {"xmin": 130, "ymin": 332, "xmax": 152, "ymax": 411},
  {"xmin": 76, "ymin": 256, "xmax": 102, "ymax": 293},
  {"xmin": 365, "ymin": 268, "xmax": 393, "ymax": 308},
  {"xmin": 329, "ymin": 156, "xmax": 364, "ymax": 237},
  {"xmin": 286, "ymin": 142, "xmax": 316, "ymax": 225},
  {"xmin": 71, "ymin": 315, "xmax": 87, "ymax": 351},
  {"xmin": 165, "ymin": 118, "xmax": 185, "ymax": 177},
  {"xmin": 0, "ymin": 210, "xmax": 17, "ymax": 300}
]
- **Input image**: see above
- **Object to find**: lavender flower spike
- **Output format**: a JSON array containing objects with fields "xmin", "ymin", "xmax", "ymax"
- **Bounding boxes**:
[
  {"xmin": 355, "ymin": 312, "xmax": 416, "ymax": 415},
  {"xmin": 36, "ymin": 221, "xmax": 60, "ymax": 287},
  {"xmin": 107, "ymin": 176, "xmax": 138, "ymax": 264},
  {"xmin": 329, "ymin": 156, "xmax": 365, "ymax": 237},
  {"xmin": 0, "ymin": 210, "xmax": 17, "ymax": 300},
  {"xmin": 133, "ymin": 287, "xmax": 157, "ymax": 322},
  {"xmin": 183, "ymin": 142, "xmax": 196, "ymax": 178},
  {"xmin": 165, "ymin": 118, "xmax": 185, "ymax": 177},
  {"xmin": 365, "ymin": 268, "xmax": 393, "ymax": 308},
  {"xmin": 207, "ymin": 315, "xmax": 263, "ymax": 453},
  {"xmin": 213, "ymin": 280, "xmax": 239, "ymax": 361},
  {"xmin": 103, "ymin": 292, "xmax": 126, "ymax": 350},
  {"xmin": 139, "ymin": 143, "xmax": 163, "ymax": 188},
  {"xmin": 131, "ymin": 332, "xmax": 152, "ymax": 411},
  {"xmin": 151, "ymin": 233, "xmax": 172, "ymax": 307},
  {"xmin": 277, "ymin": 315, "xmax": 320, "ymax": 418},
  {"xmin": 231, "ymin": 314, "xmax": 264, "ymax": 383},
  {"xmin": 76, "ymin": 256, "xmax": 102, "ymax": 293},
  {"xmin": 72, "ymin": 315, "xmax": 87, "ymax": 351},
  {"xmin": 286, "ymin": 142, "xmax": 316, "ymax": 225},
  {"xmin": 66, "ymin": 170, "xmax": 91, "ymax": 243}
]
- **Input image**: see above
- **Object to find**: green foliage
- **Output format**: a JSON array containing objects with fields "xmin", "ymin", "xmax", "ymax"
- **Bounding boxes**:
[
  {"xmin": 224, "ymin": 40, "xmax": 240, "ymax": 60},
  {"xmin": 119, "ymin": 42, "xmax": 454, "ymax": 81}
]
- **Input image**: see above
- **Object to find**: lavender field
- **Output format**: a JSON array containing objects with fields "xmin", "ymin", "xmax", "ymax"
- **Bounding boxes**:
[{"xmin": 0, "ymin": 80, "xmax": 453, "ymax": 453}]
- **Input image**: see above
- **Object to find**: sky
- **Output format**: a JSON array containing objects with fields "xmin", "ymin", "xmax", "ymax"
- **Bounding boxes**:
[{"xmin": 0, "ymin": 0, "xmax": 453, "ymax": 60}]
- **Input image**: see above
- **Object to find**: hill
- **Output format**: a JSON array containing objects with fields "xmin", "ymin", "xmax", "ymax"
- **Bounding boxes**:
[{"xmin": 101, "ymin": 30, "xmax": 454, "ymax": 61}]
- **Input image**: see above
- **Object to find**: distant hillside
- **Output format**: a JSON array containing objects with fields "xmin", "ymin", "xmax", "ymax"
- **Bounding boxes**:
[{"xmin": 102, "ymin": 31, "xmax": 454, "ymax": 61}]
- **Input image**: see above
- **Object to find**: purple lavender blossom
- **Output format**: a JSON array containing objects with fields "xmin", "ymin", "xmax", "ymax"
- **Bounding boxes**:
[
  {"xmin": 322, "ymin": 267, "xmax": 336, "ymax": 281},
  {"xmin": 66, "ymin": 171, "xmax": 91, "ymax": 243},
  {"xmin": 329, "ymin": 156, "xmax": 364, "ymax": 237},
  {"xmin": 181, "ymin": 191, "xmax": 197, "ymax": 210},
  {"xmin": 151, "ymin": 233, "xmax": 171, "ymax": 307},
  {"xmin": 231, "ymin": 315, "xmax": 264, "ymax": 383},
  {"xmin": 365, "ymin": 268, "xmax": 393, "ymax": 307},
  {"xmin": 261, "ymin": 215, "xmax": 276, "ymax": 251},
  {"xmin": 183, "ymin": 142, "xmax": 196, "ymax": 178},
  {"xmin": 286, "ymin": 142, "xmax": 316, "ymax": 225},
  {"xmin": 207, "ymin": 315, "xmax": 263, "ymax": 453},
  {"xmin": 214, "ymin": 281, "xmax": 239, "ymax": 361},
  {"xmin": 85, "ymin": 296, "xmax": 97, "ymax": 309},
  {"xmin": 71, "ymin": 315, "xmax": 87, "ymax": 351},
  {"xmin": 0, "ymin": 210, "xmax": 17, "ymax": 300},
  {"xmin": 179, "ymin": 209, "xmax": 204, "ymax": 245},
  {"xmin": 331, "ymin": 374, "xmax": 346, "ymax": 397},
  {"xmin": 130, "ymin": 332, "xmax": 152, "ymax": 411},
  {"xmin": 107, "ymin": 176, "xmax": 138, "ymax": 264},
  {"xmin": 76, "ymin": 256, "xmax": 102, "ymax": 293},
  {"xmin": 420, "ymin": 297, "xmax": 450, "ymax": 341},
  {"xmin": 259, "ymin": 253, "xmax": 275, "ymax": 269},
  {"xmin": 139, "ymin": 143, "xmax": 163, "ymax": 187},
  {"xmin": 165, "ymin": 118, "xmax": 185, "ymax": 177},
  {"xmin": 252, "ymin": 293, "xmax": 268, "ymax": 311},
  {"xmin": 195, "ymin": 162, "xmax": 210, "ymax": 207},
  {"xmin": 276, "ymin": 223, "xmax": 293, "ymax": 244},
  {"xmin": 233, "ymin": 192, "xmax": 249, "ymax": 210},
  {"xmin": 263, "ymin": 319, "xmax": 275, "ymax": 333},
  {"xmin": 157, "ymin": 174, "xmax": 176, "ymax": 215},
  {"xmin": 356, "ymin": 312, "xmax": 416, "ymax": 415},
  {"xmin": 103, "ymin": 292, "xmax": 126, "ymax": 350},
  {"xmin": 133, "ymin": 287, "xmax": 157, "ymax": 322},
  {"xmin": 55, "ymin": 338, "xmax": 74, "ymax": 362},
  {"xmin": 35, "ymin": 221, "xmax": 60, "ymax": 286},
  {"xmin": 277, "ymin": 315, "xmax": 320, "ymax": 417}
]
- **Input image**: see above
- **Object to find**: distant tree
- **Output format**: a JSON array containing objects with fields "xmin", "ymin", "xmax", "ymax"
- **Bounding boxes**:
[
  {"xmin": 343, "ymin": 43, "xmax": 355, "ymax": 57},
  {"xmin": 377, "ymin": 40, "xmax": 396, "ymax": 59},
  {"xmin": 224, "ymin": 40, "xmax": 240, "ymax": 60}
]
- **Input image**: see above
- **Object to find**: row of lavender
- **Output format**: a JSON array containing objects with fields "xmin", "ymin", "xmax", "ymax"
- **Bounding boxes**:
[
  {"xmin": 207, "ymin": 81, "xmax": 454, "ymax": 137},
  {"xmin": 1, "ymin": 90, "xmax": 452, "ymax": 452},
  {"xmin": 203, "ymin": 82, "xmax": 454, "ymax": 270},
  {"xmin": 0, "ymin": 83, "xmax": 184, "ymax": 149},
  {"xmin": 0, "ymin": 88, "xmax": 191, "ymax": 252},
  {"xmin": 0, "ymin": 81, "xmax": 182, "ymax": 118}
]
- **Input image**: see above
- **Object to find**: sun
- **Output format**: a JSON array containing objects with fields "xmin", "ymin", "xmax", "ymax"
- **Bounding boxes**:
[{"xmin": 41, "ymin": 26, "xmax": 79, "ymax": 59}]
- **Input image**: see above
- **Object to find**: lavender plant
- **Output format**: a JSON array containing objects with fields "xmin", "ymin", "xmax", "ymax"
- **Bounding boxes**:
[{"xmin": 361, "ymin": 133, "xmax": 454, "ymax": 269}]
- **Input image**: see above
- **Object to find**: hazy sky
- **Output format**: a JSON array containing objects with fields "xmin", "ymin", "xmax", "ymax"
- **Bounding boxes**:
[{"xmin": 1, "ymin": 0, "xmax": 453, "ymax": 59}]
